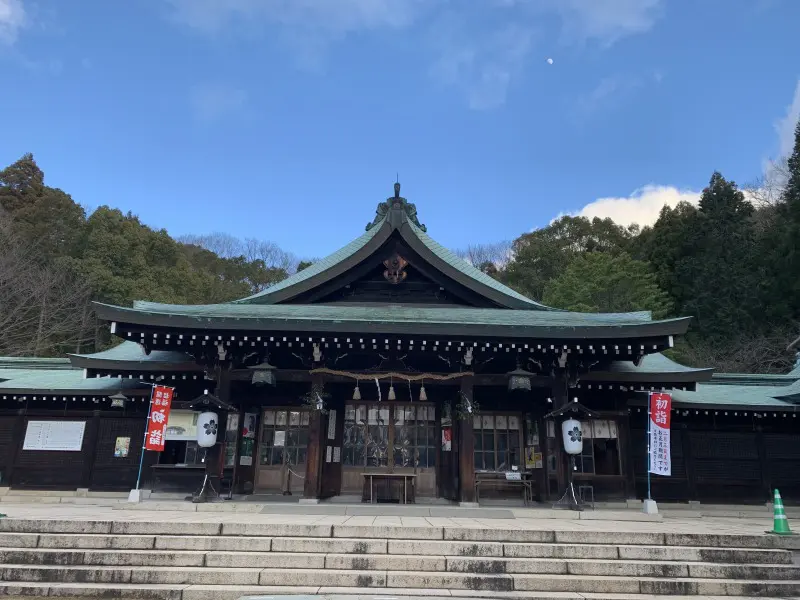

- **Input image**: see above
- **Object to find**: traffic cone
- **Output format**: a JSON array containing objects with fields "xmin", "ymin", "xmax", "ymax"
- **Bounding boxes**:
[{"xmin": 768, "ymin": 489, "xmax": 794, "ymax": 535}]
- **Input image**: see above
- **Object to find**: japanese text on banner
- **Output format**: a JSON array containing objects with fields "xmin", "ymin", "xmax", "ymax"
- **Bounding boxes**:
[
  {"xmin": 144, "ymin": 386, "xmax": 174, "ymax": 452},
  {"xmin": 648, "ymin": 392, "xmax": 672, "ymax": 477}
]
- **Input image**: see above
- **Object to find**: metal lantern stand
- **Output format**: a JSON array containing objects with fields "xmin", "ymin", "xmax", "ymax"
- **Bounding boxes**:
[
  {"xmin": 187, "ymin": 391, "xmax": 237, "ymax": 504},
  {"xmin": 545, "ymin": 400, "xmax": 599, "ymax": 512},
  {"xmin": 553, "ymin": 455, "xmax": 583, "ymax": 511}
]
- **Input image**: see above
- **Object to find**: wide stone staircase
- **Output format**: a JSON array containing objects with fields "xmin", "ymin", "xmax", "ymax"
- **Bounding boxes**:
[{"xmin": 0, "ymin": 518, "xmax": 799, "ymax": 599}]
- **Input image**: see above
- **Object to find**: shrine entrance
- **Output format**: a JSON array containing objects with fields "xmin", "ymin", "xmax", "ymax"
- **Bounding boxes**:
[{"xmin": 338, "ymin": 402, "xmax": 437, "ymax": 500}]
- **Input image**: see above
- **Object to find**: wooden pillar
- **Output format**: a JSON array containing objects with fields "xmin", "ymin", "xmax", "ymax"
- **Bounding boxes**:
[
  {"xmin": 551, "ymin": 373, "xmax": 570, "ymax": 491},
  {"xmin": 303, "ymin": 374, "xmax": 324, "ymax": 500},
  {"xmin": 458, "ymin": 376, "xmax": 476, "ymax": 504},
  {"xmin": 205, "ymin": 367, "xmax": 231, "ymax": 496},
  {"xmin": 6, "ymin": 409, "xmax": 26, "ymax": 487},
  {"xmin": 682, "ymin": 425, "xmax": 698, "ymax": 501},
  {"xmin": 619, "ymin": 413, "xmax": 636, "ymax": 499},
  {"xmin": 234, "ymin": 407, "xmax": 258, "ymax": 494},
  {"xmin": 551, "ymin": 371, "xmax": 569, "ymax": 409},
  {"xmin": 80, "ymin": 410, "xmax": 102, "ymax": 489},
  {"xmin": 756, "ymin": 427, "xmax": 771, "ymax": 501}
]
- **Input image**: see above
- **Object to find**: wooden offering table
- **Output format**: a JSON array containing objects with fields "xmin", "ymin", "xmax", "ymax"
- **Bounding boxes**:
[
  {"xmin": 474, "ymin": 471, "xmax": 534, "ymax": 506},
  {"xmin": 362, "ymin": 473, "xmax": 417, "ymax": 504}
]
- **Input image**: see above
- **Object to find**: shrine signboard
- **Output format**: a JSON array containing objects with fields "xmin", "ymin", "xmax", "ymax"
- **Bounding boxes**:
[
  {"xmin": 648, "ymin": 392, "xmax": 672, "ymax": 477},
  {"xmin": 144, "ymin": 386, "xmax": 175, "ymax": 452}
]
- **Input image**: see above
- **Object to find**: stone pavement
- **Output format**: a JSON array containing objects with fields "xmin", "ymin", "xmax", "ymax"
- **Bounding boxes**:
[{"xmin": 0, "ymin": 501, "xmax": 780, "ymax": 537}]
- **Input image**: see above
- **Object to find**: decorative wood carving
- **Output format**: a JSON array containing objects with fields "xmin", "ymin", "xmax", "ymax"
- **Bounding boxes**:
[{"xmin": 383, "ymin": 253, "xmax": 409, "ymax": 284}]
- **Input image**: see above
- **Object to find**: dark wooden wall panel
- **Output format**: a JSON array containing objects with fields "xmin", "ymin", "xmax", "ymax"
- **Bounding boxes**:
[
  {"xmin": 0, "ymin": 416, "xmax": 16, "ymax": 485},
  {"xmin": 12, "ymin": 418, "xmax": 90, "ymax": 489},
  {"xmin": 764, "ymin": 433, "xmax": 800, "ymax": 499},
  {"xmin": 90, "ymin": 417, "xmax": 146, "ymax": 491}
]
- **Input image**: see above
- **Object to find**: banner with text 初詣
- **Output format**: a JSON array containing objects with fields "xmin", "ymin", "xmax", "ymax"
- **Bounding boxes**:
[
  {"xmin": 648, "ymin": 392, "xmax": 672, "ymax": 476},
  {"xmin": 144, "ymin": 386, "xmax": 175, "ymax": 452}
]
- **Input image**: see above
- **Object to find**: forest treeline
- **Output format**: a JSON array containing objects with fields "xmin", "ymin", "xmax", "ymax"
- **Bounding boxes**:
[{"xmin": 1, "ymin": 119, "xmax": 799, "ymax": 372}]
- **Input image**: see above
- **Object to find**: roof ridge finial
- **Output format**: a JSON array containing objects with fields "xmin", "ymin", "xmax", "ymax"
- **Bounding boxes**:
[{"xmin": 394, "ymin": 179, "xmax": 401, "ymax": 198}]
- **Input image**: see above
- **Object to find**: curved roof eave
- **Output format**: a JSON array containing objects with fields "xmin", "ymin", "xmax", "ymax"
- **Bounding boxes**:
[
  {"xmin": 69, "ymin": 341, "xmax": 201, "ymax": 372},
  {"xmin": 583, "ymin": 354, "xmax": 714, "ymax": 383},
  {"xmin": 93, "ymin": 301, "xmax": 691, "ymax": 340}
]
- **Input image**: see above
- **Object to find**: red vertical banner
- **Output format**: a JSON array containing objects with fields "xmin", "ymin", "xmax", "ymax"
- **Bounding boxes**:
[
  {"xmin": 648, "ymin": 392, "xmax": 672, "ymax": 476},
  {"xmin": 144, "ymin": 385, "xmax": 174, "ymax": 452}
]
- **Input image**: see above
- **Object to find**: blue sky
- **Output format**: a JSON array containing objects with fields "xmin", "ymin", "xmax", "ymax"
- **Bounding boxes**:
[{"xmin": 1, "ymin": 0, "xmax": 799, "ymax": 259}]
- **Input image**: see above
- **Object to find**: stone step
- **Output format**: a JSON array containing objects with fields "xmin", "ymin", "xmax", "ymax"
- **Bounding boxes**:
[
  {"xmin": 446, "ymin": 557, "xmax": 800, "ymax": 579},
  {"xmin": 0, "ymin": 532, "xmax": 793, "ymax": 565},
  {"xmin": 1, "ymin": 554, "xmax": 796, "ymax": 580},
  {"xmin": 0, "ymin": 581, "xmax": 786, "ymax": 600},
  {"xmin": 251, "ymin": 568, "xmax": 800, "ymax": 596},
  {"xmin": 2, "ymin": 517, "xmax": 800, "ymax": 550}
]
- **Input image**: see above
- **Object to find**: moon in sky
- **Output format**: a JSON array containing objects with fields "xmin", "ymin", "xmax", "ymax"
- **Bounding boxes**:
[{"xmin": 546, "ymin": 58, "xmax": 554, "ymax": 65}]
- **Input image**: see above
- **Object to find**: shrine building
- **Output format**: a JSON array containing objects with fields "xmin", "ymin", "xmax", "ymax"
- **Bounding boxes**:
[{"xmin": 1, "ymin": 183, "xmax": 799, "ymax": 505}]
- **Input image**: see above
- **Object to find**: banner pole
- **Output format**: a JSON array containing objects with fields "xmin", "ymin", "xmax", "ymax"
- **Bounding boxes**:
[
  {"xmin": 135, "ymin": 386, "xmax": 155, "ymax": 491},
  {"xmin": 646, "ymin": 392, "xmax": 652, "ymax": 502}
]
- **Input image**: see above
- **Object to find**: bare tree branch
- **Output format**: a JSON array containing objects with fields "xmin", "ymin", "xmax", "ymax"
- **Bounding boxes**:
[
  {"xmin": 0, "ymin": 218, "xmax": 94, "ymax": 357},
  {"xmin": 453, "ymin": 241, "xmax": 513, "ymax": 273}
]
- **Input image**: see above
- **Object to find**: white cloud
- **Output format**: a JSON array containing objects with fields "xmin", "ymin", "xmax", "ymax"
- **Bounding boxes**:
[
  {"xmin": 0, "ymin": 0, "xmax": 26, "ymax": 45},
  {"xmin": 166, "ymin": 0, "xmax": 425, "ymax": 37},
  {"xmin": 574, "ymin": 75, "xmax": 643, "ymax": 118},
  {"xmin": 564, "ymin": 78, "xmax": 800, "ymax": 227},
  {"xmin": 774, "ymin": 79, "xmax": 800, "ymax": 159},
  {"xmin": 761, "ymin": 78, "xmax": 800, "ymax": 191},
  {"xmin": 189, "ymin": 84, "xmax": 248, "ymax": 123},
  {"xmin": 552, "ymin": 0, "xmax": 663, "ymax": 47},
  {"xmin": 165, "ymin": 0, "xmax": 665, "ymax": 109},
  {"xmin": 571, "ymin": 185, "xmax": 700, "ymax": 228},
  {"xmin": 432, "ymin": 1, "xmax": 664, "ymax": 110},
  {"xmin": 430, "ymin": 19, "xmax": 535, "ymax": 110}
]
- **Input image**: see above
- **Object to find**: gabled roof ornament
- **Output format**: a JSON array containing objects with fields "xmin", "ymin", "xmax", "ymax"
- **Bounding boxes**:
[{"xmin": 366, "ymin": 181, "xmax": 427, "ymax": 232}]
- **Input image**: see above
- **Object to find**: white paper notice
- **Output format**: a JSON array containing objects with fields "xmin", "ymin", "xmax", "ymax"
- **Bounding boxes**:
[
  {"xmin": 327, "ymin": 409, "xmax": 337, "ymax": 440},
  {"xmin": 23, "ymin": 421, "xmax": 86, "ymax": 452},
  {"xmin": 326, "ymin": 446, "xmax": 332, "ymax": 463},
  {"xmin": 273, "ymin": 430, "xmax": 286, "ymax": 447}
]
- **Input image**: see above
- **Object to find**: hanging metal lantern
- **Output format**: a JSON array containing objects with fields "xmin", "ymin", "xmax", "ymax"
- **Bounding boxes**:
[
  {"xmin": 108, "ymin": 392, "xmax": 127, "ymax": 408},
  {"xmin": 388, "ymin": 383, "xmax": 396, "ymax": 401},
  {"xmin": 507, "ymin": 368, "xmax": 533, "ymax": 392},
  {"xmin": 561, "ymin": 418, "xmax": 583, "ymax": 455},
  {"xmin": 196, "ymin": 411, "xmax": 219, "ymax": 448},
  {"xmin": 352, "ymin": 383, "xmax": 361, "ymax": 400},
  {"xmin": 249, "ymin": 360, "xmax": 276, "ymax": 386},
  {"xmin": 419, "ymin": 384, "xmax": 428, "ymax": 402}
]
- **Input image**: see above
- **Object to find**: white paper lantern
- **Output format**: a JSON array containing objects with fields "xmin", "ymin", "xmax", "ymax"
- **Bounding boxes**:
[
  {"xmin": 561, "ymin": 418, "xmax": 583, "ymax": 455},
  {"xmin": 196, "ymin": 411, "xmax": 219, "ymax": 448}
]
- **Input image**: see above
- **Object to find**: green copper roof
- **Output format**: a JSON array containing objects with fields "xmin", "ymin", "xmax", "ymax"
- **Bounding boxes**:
[
  {"xmin": 0, "ymin": 357, "xmax": 72, "ymax": 370},
  {"xmin": 95, "ymin": 300, "xmax": 690, "ymax": 340},
  {"xmin": 773, "ymin": 379, "xmax": 800, "ymax": 401},
  {"xmin": 670, "ymin": 384, "xmax": 799, "ymax": 409},
  {"xmin": 0, "ymin": 368, "xmax": 148, "ymax": 395},
  {"xmin": 583, "ymin": 353, "xmax": 713, "ymax": 383},
  {"xmin": 70, "ymin": 340, "xmax": 199, "ymax": 371},
  {"xmin": 233, "ymin": 188, "xmax": 547, "ymax": 310}
]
